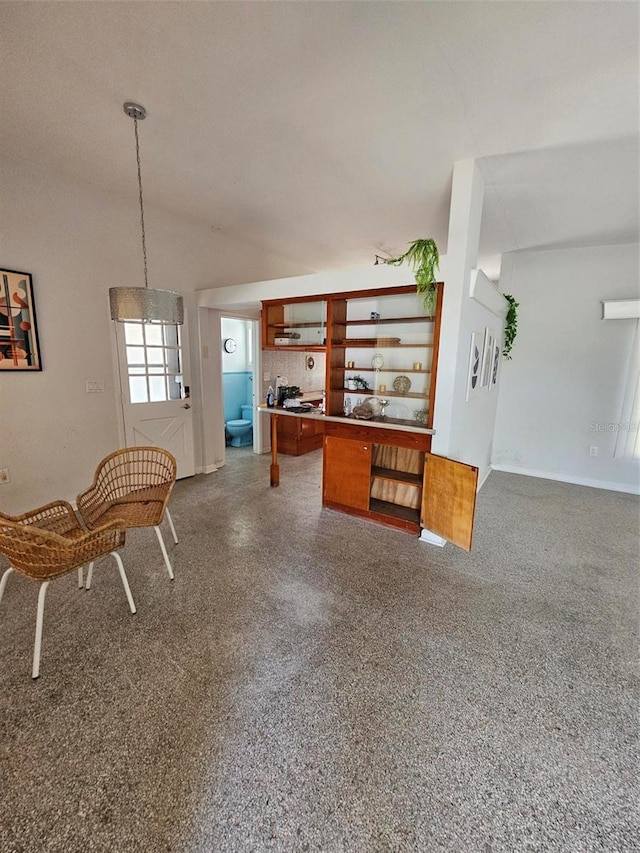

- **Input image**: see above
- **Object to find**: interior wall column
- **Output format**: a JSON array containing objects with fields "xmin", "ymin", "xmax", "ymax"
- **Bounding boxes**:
[{"xmin": 431, "ymin": 159, "xmax": 485, "ymax": 457}]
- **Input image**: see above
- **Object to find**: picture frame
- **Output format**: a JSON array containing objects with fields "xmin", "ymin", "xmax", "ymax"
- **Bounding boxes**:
[
  {"xmin": 480, "ymin": 326, "xmax": 495, "ymax": 388},
  {"xmin": 0, "ymin": 268, "xmax": 42, "ymax": 371},
  {"xmin": 489, "ymin": 339, "xmax": 500, "ymax": 391},
  {"xmin": 465, "ymin": 331, "xmax": 481, "ymax": 401}
]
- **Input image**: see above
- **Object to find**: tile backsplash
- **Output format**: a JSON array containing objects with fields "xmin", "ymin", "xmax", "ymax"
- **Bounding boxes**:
[{"xmin": 262, "ymin": 350, "xmax": 326, "ymax": 398}]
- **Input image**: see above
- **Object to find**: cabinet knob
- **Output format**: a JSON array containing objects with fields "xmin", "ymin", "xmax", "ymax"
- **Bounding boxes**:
[{"xmin": 363, "ymin": 445, "xmax": 368, "ymax": 451}]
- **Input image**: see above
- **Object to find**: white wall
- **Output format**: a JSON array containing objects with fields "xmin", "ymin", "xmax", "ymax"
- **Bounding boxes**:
[
  {"xmin": 444, "ymin": 272, "xmax": 506, "ymax": 486},
  {"xmin": 221, "ymin": 317, "xmax": 251, "ymax": 372},
  {"xmin": 493, "ymin": 243, "xmax": 640, "ymax": 493},
  {"xmin": 431, "ymin": 161, "xmax": 506, "ymax": 488},
  {"xmin": 0, "ymin": 156, "xmax": 307, "ymax": 512}
]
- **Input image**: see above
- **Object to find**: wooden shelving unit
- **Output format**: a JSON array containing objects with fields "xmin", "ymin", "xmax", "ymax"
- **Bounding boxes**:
[{"xmin": 262, "ymin": 298, "xmax": 327, "ymax": 349}]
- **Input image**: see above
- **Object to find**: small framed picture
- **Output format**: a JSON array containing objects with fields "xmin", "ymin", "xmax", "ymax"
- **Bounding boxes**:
[
  {"xmin": 489, "ymin": 340, "xmax": 500, "ymax": 390},
  {"xmin": 0, "ymin": 268, "xmax": 42, "ymax": 371},
  {"xmin": 480, "ymin": 326, "xmax": 495, "ymax": 388},
  {"xmin": 466, "ymin": 331, "xmax": 481, "ymax": 401}
]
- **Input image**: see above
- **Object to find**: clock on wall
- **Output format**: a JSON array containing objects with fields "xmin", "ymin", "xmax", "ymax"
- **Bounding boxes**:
[{"xmin": 223, "ymin": 338, "xmax": 237, "ymax": 353}]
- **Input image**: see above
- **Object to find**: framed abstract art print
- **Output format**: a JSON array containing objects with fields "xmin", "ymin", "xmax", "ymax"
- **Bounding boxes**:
[{"xmin": 0, "ymin": 268, "xmax": 42, "ymax": 371}]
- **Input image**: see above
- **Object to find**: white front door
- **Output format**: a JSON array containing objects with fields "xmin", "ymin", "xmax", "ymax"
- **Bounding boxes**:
[{"xmin": 115, "ymin": 321, "xmax": 195, "ymax": 478}]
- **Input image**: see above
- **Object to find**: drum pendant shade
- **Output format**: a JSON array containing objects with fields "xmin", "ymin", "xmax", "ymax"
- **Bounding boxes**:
[{"xmin": 109, "ymin": 102, "xmax": 184, "ymax": 325}]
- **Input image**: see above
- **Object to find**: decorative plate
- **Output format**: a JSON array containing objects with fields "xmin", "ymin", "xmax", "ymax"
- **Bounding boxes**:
[
  {"xmin": 371, "ymin": 352, "xmax": 384, "ymax": 369},
  {"xmin": 392, "ymin": 375, "xmax": 411, "ymax": 395}
]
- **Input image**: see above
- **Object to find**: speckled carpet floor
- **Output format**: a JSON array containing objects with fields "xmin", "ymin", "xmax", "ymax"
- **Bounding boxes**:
[{"xmin": 0, "ymin": 450, "xmax": 638, "ymax": 852}]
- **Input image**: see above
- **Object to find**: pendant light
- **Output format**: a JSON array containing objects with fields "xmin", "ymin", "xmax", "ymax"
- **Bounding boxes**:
[{"xmin": 109, "ymin": 102, "xmax": 184, "ymax": 325}]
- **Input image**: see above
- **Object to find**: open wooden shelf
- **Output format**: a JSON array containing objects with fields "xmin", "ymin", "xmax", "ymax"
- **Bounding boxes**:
[
  {"xmin": 339, "ymin": 388, "xmax": 429, "ymax": 402},
  {"xmin": 369, "ymin": 499, "xmax": 420, "ymax": 524},
  {"xmin": 371, "ymin": 466, "xmax": 423, "ymax": 486},
  {"xmin": 341, "ymin": 366, "xmax": 431, "ymax": 374},
  {"xmin": 334, "ymin": 342, "xmax": 434, "ymax": 348},
  {"xmin": 345, "ymin": 316, "xmax": 434, "ymax": 326},
  {"xmin": 263, "ymin": 345, "xmax": 326, "ymax": 352},
  {"xmin": 268, "ymin": 322, "xmax": 325, "ymax": 329}
]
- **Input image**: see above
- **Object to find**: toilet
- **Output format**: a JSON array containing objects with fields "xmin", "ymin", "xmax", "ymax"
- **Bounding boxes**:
[{"xmin": 226, "ymin": 404, "xmax": 253, "ymax": 447}]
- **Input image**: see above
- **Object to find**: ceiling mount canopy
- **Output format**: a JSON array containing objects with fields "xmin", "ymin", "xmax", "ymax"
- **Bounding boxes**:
[{"xmin": 109, "ymin": 101, "xmax": 184, "ymax": 325}]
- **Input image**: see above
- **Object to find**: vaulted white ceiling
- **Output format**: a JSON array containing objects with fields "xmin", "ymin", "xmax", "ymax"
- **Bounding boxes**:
[{"xmin": 1, "ymin": 1, "xmax": 637, "ymax": 283}]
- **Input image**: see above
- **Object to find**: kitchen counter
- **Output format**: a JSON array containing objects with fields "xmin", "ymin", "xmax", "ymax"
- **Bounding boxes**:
[
  {"xmin": 257, "ymin": 404, "xmax": 435, "ymax": 436},
  {"xmin": 258, "ymin": 404, "xmax": 435, "ymax": 490}
]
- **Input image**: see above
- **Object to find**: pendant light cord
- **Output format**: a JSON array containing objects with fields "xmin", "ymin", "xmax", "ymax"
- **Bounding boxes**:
[{"xmin": 133, "ymin": 117, "xmax": 148, "ymax": 289}]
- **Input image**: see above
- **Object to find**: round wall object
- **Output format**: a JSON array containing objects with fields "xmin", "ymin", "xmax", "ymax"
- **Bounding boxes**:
[
  {"xmin": 224, "ymin": 338, "xmax": 237, "ymax": 353},
  {"xmin": 392, "ymin": 375, "xmax": 412, "ymax": 395}
]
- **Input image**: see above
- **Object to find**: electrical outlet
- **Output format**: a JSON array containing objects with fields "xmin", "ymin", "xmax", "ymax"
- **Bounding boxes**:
[
  {"xmin": 0, "ymin": 468, "xmax": 10, "ymax": 484},
  {"xmin": 589, "ymin": 446, "xmax": 598, "ymax": 457},
  {"xmin": 85, "ymin": 380, "xmax": 105, "ymax": 393}
]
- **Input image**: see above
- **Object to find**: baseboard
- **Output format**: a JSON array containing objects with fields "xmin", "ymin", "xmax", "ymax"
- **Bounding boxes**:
[
  {"xmin": 200, "ymin": 463, "xmax": 220, "ymax": 475},
  {"xmin": 490, "ymin": 463, "xmax": 640, "ymax": 496},
  {"xmin": 477, "ymin": 467, "xmax": 492, "ymax": 492}
]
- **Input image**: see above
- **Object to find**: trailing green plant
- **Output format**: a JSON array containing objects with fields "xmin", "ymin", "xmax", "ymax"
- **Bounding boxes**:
[
  {"xmin": 376, "ymin": 238, "xmax": 440, "ymax": 315},
  {"xmin": 502, "ymin": 294, "xmax": 519, "ymax": 359}
]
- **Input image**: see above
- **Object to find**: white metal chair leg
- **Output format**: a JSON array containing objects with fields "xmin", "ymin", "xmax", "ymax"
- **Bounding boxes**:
[
  {"xmin": 111, "ymin": 552, "xmax": 136, "ymax": 614},
  {"xmin": 78, "ymin": 566, "xmax": 84, "ymax": 588},
  {"xmin": 86, "ymin": 562, "xmax": 95, "ymax": 590},
  {"xmin": 165, "ymin": 508, "xmax": 179, "ymax": 544},
  {"xmin": 154, "ymin": 526, "xmax": 175, "ymax": 580},
  {"xmin": 32, "ymin": 581, "xmax": 49, "ymax": 679},
  {"xmin": 0, "ymin": 566, "xmax": 14, "ymax": 606}
]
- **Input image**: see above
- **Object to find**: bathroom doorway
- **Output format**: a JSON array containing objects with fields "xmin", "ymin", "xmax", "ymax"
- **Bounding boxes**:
[{"xmin": 221, "ymin": 316, "xmax": 259, "ymax": 457}]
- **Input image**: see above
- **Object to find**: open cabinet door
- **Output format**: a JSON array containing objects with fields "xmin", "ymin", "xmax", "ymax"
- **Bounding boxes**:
[{"xmin": 421, "ymin": 453, "xmax": 479, "ymax": 551}]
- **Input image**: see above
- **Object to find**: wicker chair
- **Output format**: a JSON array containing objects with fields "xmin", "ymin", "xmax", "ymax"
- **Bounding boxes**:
[
  {"xmin": 0, "ymin": 500, "xmax": 135, "ymax": 679},
  {"xmin": 77, "ymin": 447, "xmax": 179, "ymax": 582}
]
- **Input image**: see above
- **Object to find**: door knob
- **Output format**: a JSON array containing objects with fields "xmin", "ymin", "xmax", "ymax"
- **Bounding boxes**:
[{"xmin": 182, "ymin": 403, "xmax": 191, "ymax": 409}]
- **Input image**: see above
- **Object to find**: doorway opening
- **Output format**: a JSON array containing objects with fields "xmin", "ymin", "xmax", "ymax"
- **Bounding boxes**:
[{"xmin": 221, "ymin": 317, "xmax": 258, "ymax": 458}]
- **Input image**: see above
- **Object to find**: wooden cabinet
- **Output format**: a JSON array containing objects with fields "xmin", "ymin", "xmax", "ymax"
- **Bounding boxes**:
[
  {"xmin": 322, "ymin": 421, "xmax": 431, "ymax": 534},
  {"xmin": 262, "ymin": 298, "xmax": 326, "ymax": 350},
  {"xmin": 322, "ymin": 434, "xmax": 372, "ymax": 510},
  {"xmin": 322, "ymin": 421, "xmax": 478, "ymax": 547},
  {"xmin": 277, "ymin": 413, "xmax": 324, "ymax": 456}
]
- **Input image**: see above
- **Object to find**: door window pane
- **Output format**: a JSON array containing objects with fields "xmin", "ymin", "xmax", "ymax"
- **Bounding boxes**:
[
  {"xmin": 129, "ymin": 376, "xmax": 148, "ymax": 403},
  {"xmin": 124, "ymin": 323, "xmax": 144, "ymax": 345},
  {"xmin": 164, "ymin": 326, "xmax": 179, "ymax": 348},
  {"xmin": 148, "ymin": 376, "xmax": 166, "ymax": 402},
  {"xmin": 126, "ymin": 346, "xmax": 145, "ymax": 365},
  {"xmin": 146, "ymin": 347, "xmax": 165, "ymax": 366},
  {"xmin": 168, "ymin": 375, "xmax": 182, "ymax": 400},
  {"xmin": 166, "ymin": 348, "xmax": 181, "ymax": 374},
  {"xmin": 145, "ymin": 325, "xmax": 164, "ymax": 346}
]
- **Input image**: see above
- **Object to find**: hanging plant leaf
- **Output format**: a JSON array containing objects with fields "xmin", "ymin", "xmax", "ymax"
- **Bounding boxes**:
[
  {"xmin": 376, "ymin": 239, "xmax": 440, "ymax": 315},
  {"xmin": 503, "ymin": 294, "xmax": 519, "ymax": 359}
]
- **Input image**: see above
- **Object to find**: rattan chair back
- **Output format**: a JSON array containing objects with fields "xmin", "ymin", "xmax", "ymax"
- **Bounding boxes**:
[
  {"xmin": 0, "ymin": 517, "xmax": 126, "ymax": 581},
  {"xmin": 77, "ymin": 446, "xmax": 177, "ymax": 530}
]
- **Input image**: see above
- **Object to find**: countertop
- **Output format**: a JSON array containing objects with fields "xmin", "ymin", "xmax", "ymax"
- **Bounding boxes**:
[{"xmin": 257, "ymin": 404, "xmax": 435, "ymax": 436}]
